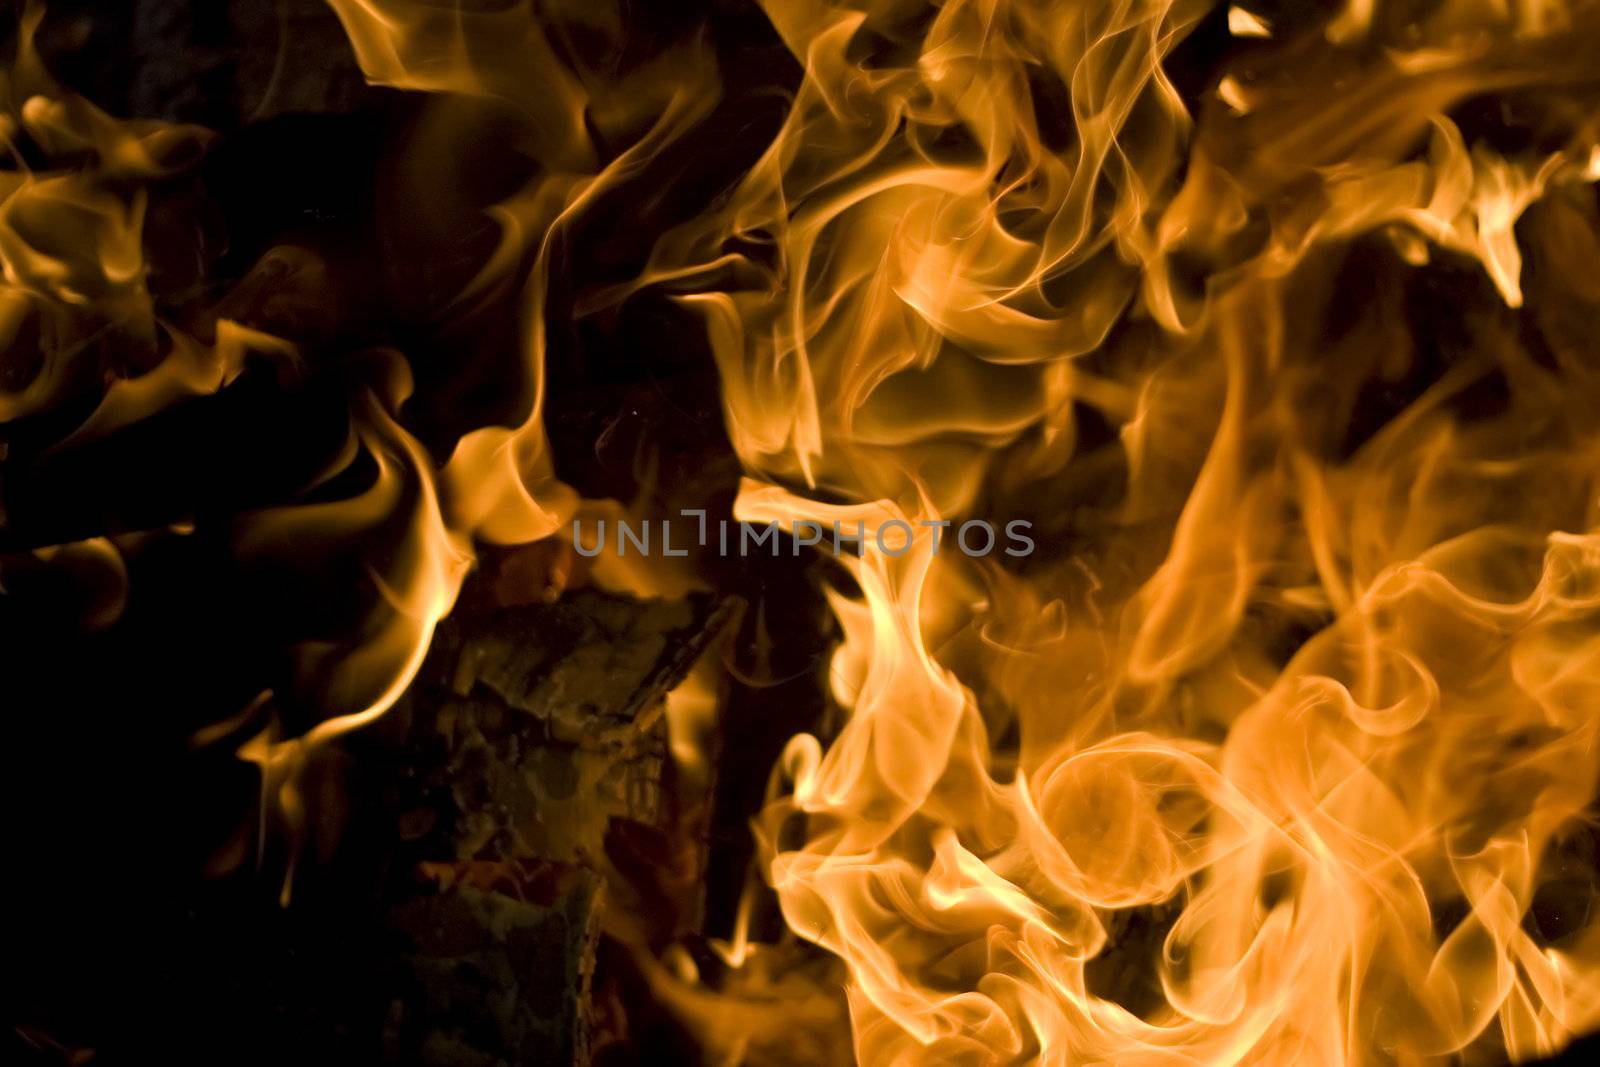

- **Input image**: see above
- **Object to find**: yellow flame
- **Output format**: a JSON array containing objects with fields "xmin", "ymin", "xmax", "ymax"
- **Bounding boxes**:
[
  {"xmin": 11, "ymin": 0, "xmax": 1600, "ymax": 1059},
  {"xmin": 634, "ymin": 0, "xmax": 1600, "ymax": 1063}
]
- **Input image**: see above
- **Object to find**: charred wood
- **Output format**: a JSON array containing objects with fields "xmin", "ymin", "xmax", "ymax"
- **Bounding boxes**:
[{"xmin": 377, "ymin": 585, "xmax": 739, "ymax": 1066}]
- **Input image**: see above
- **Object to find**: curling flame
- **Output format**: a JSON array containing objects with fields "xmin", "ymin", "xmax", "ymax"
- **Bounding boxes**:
[
  {"xmin": 197, "ymin": 0, "xmax": 719, "ymax": 893},
  {"xmin": 642, "ymin": 0, "xmax": 1600, "ymax": 1064},
  {"xmin": 0, "ymin": 3, "xmax": 212, "ymax": 423},
  {"xmin": 12, "ymin": 0, "xmax": 1600, "ymax": 1060}
]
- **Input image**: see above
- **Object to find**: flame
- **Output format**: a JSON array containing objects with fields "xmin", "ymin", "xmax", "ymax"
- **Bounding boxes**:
[
  {"xmin": 10, "ymin": 0, "xmax": 1600, "ymax": 1061},
  {"xmin": 0, "ymin": 3, "xmax": 212, "ymax": 423},
  {"xmin": 626, "ymin": 0, "xmax": 1600, "ymax": 1064}
]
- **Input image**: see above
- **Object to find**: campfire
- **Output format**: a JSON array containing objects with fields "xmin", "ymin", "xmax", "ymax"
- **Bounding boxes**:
[{"xmin": 6, "ymin": 1, "xmax": 1600, "ymax": 1064}]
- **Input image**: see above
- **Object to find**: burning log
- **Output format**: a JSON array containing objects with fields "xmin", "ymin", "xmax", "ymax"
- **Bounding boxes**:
[
  {"xmin": 384, "ymin": 865, "xmax": 605, "ymax": 1067},
  {"xmin": 377, "ymin": 584, "xmax": 740, "ymax": 1066},
  {"xmin": 401, "ymin": 587, "xmax": 738, "ymax": 866}
]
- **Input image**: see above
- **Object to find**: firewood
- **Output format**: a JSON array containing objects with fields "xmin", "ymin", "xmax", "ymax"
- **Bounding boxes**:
[
  {"xmin": 384, "ymin": 865, "xmax": 604, "ymax": 1067},
  {"xmin": 377, "ymin": 586, "xmax": 739, "ymax": 1065},
  {"xmin": 402, "ymin": 588, "xmax": 739, "ymax": 866}
]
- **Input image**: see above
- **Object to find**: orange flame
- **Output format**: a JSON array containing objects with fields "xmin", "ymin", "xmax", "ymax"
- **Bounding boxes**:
[
  {"xmin": 10, "ymin": 0, "xmax": 1600, "ymax": 1061},
  {"xmin": 630, "ymin": 1, "xmax": 1600, "ymax": 1063}
]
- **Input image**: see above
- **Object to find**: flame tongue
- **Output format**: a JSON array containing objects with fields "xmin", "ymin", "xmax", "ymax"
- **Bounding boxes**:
[
  {"xmin": 655, "ymin": 1, "xmax": 1600, "ymax": 1064},
  {"xmin": 233, "ymin": 0, "xmax": 1600, "ymax": 1058},
  {"xmin": 9, "ymin": 0, "xmax": 1600, "ymax": 1062}
]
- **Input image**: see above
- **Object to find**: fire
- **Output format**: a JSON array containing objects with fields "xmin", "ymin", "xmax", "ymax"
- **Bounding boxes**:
[
  {"xmin": 651, "ymin": 1, "xmax": 1600, "ymax": 1063},
  {"xmin": 8, "ymin": 0, "xmax": 1600, "ymax": 1063}
]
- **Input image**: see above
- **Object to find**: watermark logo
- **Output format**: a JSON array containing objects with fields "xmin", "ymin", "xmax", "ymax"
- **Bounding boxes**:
[{"xmin": 573, "ymin": 511, "xmax": 1035, "ymax": 558}]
